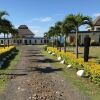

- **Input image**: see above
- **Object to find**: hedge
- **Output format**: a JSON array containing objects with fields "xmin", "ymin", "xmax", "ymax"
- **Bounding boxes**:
[{"xmin": 47, "ymin": 47, "xmax": 100, "ymax": 85}]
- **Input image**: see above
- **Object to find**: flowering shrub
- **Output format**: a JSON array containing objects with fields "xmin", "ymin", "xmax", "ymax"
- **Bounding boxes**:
[
  {"xmin": 47, "ymin": 47, "xmax": 100, "ymax": 85},
  {"xmin": 0, "ymin": 46, "xmax": 16, "ymax": 60}
]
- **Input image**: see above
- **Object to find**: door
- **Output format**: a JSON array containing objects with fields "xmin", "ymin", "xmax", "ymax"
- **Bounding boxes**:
[
  {"xmin": 35, "ymin": 40, "xmax": 37, "ymax": 44},
  {"xmin": 24, "ymin": 40, "xmax": 27, "ymax": 45},
  {"xmin": 29, "ymin": 40, "xmax": 31, "ymax": 44}
]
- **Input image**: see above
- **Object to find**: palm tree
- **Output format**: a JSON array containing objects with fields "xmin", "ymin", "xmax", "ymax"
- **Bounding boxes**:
[
  {"xmin": 1, "ymin": 19, "xmax": 13, "ymax": 48},
  {"xmin": 9, "ymin": 27, "xmax": 18, "ymax": 45},
  {"xmin": 48, "ymin": 26, "xmax": 55, "ymax": 48},
  {"xmin": 54, "ymin": 21, "xmax": 62, "ymax": 51},
  {"xmin": 62, "ymin": 18, "xmax": 75, "ymax": 52},
  {"xmin": 0, "ymin": 11, "xmax": 8, "ymax": 46},
  {"xmin": 67, "ymin": 14, "xmax": 92, "ymax": 58},
  {"xmin": 0, "ymin": 11, "xmax": 8, "ymax": 33}
]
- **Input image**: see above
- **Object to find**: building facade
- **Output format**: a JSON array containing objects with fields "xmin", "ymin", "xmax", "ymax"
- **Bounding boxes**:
[
  {"xmin": 0, "ymin": 25, "xmax": 47, "ymax": 45},
  {"xmin": 67, "ymin": 31, "xmax": 100, "ymax": 45},
  {"xmin": 67, "ymin": 16, "xmax": 100, "ymax": 45}
]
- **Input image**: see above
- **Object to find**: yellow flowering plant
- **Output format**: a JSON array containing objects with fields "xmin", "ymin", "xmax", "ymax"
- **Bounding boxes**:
[
  {"xmin": 0, "ymin": 46, "xmax": 15, "ymax": 60},
  {"xmin": 47, "ymin": 47, "xmax": 100, "ymax": 85}
]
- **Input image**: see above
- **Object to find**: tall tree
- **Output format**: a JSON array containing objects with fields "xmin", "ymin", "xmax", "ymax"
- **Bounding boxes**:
[
  {"xmin": 48, "ymin": 26, "xmax": 55, "ymax": 47},
  {"xmin": 62, "ymin": 17, "xmax": 75, "ymax": 52},
  {"xmin": 67, "ymin": 14, "xmax": 92, "ymax": 58},
  {"xmin": 0, "ymin": 11, "xmax": 8, "ymax": 33},
  {"xmin": 54, "ymin": 21, "xmax": 62, "ymax": 51},
  {"xmin": 0, "ymin": 11, "xmax": 8, "ymax": 26},
  {"xmin": 1, "ymin": 19, "xmax": 13, "ymax": 48},
  {"xmin": 0, "ymin": 11, "xmax": 8, "ymax": 46},
  {"xmin": 9, "ymin": 27, "xmax": 18, "ymax": 45}
]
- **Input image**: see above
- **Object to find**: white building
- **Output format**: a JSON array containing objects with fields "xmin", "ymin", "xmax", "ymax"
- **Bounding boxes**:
[{"xmin": 0, "ymin": 25, "xmax": 47, "ymax": 45}]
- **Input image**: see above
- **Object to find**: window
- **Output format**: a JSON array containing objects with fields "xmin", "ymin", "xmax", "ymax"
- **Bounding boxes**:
[
  {"xmin": 1, "ymin": 40, "xmax": 3, "ymax": 44},
  {"xmin": 96, "ymin": 28, "xmax": 100, "ymax": 31},
  {"xmin": 41, "ymin": 40, "xmax": 42, "ymax": 43},
  {"xmin": 99, "ymin": 35, "xmax": 100, "ymax": 43},
  {"xmin": 44, "ymin": 39, "xmax": 46, "ymax": 43},
  {"xmin": 17, "ymin": 40, "xmax": 19, "ymax": 44},
  {"xmin": 35, "ymin": 40, "xmax": 37, "ymax": 43},
  {"xmin": 20, "ymin": 40, "xmax": 22, "ymax": 43},
  {"xmin": 24, "ymin": 40, "xmax": 27, "ymax": 44},
  {"xmin": 29, "ymin": 40, "xmax": 31, "ymax": 44}
]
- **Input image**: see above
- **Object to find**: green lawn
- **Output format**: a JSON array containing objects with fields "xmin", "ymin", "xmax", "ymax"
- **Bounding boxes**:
[
  {"xmin": 43, "ymin": 50, "xmax": 100, "ymax": 100},
  {"xmin": 66, "ymin": 46, "xmax": 100, "ymax": 62}
]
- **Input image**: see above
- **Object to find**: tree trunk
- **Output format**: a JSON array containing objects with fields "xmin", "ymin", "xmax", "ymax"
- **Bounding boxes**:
[
  {"xmin": 76, "ymin": 27, "xmax": 78, "ymax": 58},
  {"xmin": 59, "ymin": 35, "xmax": 62, "ymax": 52},
  {"xmin": 4, "ymin": 33, "xmax": 6, "ymax": 49},
  {"xmin": 7, "ymin": 34, "xmax": 9, "ymax": 47},
  {"xmin": 64, "ymin": 35, "xmax": 67, "ymax": 52},
  {"xmin": 56, "ymin": 36, "xmax": 58, "ymax": 49},
  {"xmin": 10, "ymin": 33, "xmax": 12, "ymax": 45},
  {"xmin": 52, "ymin": 36, "xmax": 54, "ymax": 48},
  {"xmin": 46, "ymin": 37, "xmax": 48, "ymax": 45},
  {"xmin": 0, "ymin": 33, "xmax": 1, "ymax": 45}
]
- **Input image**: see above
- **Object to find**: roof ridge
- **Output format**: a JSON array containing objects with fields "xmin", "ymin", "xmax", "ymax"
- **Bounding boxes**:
[{"xmin": 93, "ymin": 16, "xmax": 100, "ymax": 26}]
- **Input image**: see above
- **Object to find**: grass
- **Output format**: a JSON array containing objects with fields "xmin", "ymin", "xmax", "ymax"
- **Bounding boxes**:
[
  {"xmin": 66, "ymin": 46, "xmax": 100, "ymax": 60},
  {"xmin": 0, "ymin": 46, "xmax": 21, "ymax": 92},
  {"xmin": 43, "ymin": 50, "xmax": 100, "ymax": 100}
]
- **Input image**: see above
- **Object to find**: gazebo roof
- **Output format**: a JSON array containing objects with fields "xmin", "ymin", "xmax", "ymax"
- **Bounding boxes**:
[
  {"xmin": 93, "ymin": 16, "xmax": 100, "ymax": 26},
  {"xmin": 18, "ymin": 25, "xmax": 34, "ymax": 36},
  {"xmin": 18, "ymin": 25, "xmax": 28, "ymax": 29}
]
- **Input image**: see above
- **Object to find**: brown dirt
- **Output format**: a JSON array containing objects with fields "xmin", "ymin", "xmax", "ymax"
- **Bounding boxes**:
[{"xmin": 0, "ymin": 45, "xmax": 90, "ymax": 100}]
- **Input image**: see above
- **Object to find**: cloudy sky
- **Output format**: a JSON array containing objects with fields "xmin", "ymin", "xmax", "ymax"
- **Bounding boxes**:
[{"xmin": 0, "ymin": 0, "xmax": 100, "ymax": 37}]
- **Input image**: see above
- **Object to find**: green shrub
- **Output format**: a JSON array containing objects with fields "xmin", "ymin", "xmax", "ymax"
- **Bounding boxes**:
[
  {"xmin": 43, "ymin": 45, "xmax": 48, "ymax": 51},
  {"xmin": 91, "ymin": 40, "xmax": 100, "ymax": 46}
]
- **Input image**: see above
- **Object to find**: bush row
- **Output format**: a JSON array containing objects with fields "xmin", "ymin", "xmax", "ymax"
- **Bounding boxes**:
[
  {"xmin": 47, "ymin": 47, "xmax": 100, "ymax": 85},
  {"xmin": 0, "ymin": 46, "xmax": 16, "ymax": 61}
]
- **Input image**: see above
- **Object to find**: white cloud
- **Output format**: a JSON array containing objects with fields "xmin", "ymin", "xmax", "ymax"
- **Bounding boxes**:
[
  {"xmin": 93, "ymin": 13, "xmax": 100, "ymax": 17},
  {"xmin": 28, "ymin": 17, "xmax": 52, "ymax": 23},
  {"xmin": 40, "ymin": 17, "xmax": 52, "ymax": 22},
  {"xmin": 28, "ymin": 25, "xmax": 46, "ymax": 37}
]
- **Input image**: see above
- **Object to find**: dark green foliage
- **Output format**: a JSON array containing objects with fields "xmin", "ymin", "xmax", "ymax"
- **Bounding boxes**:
[{"xmin": 43, "ymin": 45, "xmax": 48, "ymax": 51}]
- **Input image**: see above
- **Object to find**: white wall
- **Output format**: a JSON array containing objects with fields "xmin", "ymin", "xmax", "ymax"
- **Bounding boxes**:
[{"xmin": 68, "ymin": 32, "xmax": 100, "ymax": 44}]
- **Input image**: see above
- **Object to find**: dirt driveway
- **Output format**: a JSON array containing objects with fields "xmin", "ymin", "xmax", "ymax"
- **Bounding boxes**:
[{"xmin": 0, "ymin": 45, "xmax": 89, "ymax": 100}]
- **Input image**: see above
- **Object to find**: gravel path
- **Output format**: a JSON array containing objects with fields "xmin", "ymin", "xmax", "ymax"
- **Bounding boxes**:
[{"xmin": 0, "ymin": 45, "xmax": 90, "ymax": 100}]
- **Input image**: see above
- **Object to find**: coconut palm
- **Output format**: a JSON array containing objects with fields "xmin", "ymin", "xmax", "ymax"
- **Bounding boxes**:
[
  {"xmin": 48, "ymin": 26, "xmax": 56, "ymax": 47},
  {"xmin": 0, "ymin": 11, "xmax": 8, "ymax": 32},
  {"xmin": 0, "ymin": 11, "xmax": 8, "ymax": 46},
  {"xmin": 9, "ymin": 27, "xmax": 18, "ymax": 45},
  {"xmin": 62, "ymin": 18, "xmax": 75, "ymax": 52},
  {"xmin": 54, "ymin": 21, "xmax": 62, "ymax": 51},
  {"xmin": 1, "ymin": 19, "xmax": 13, "ymax": 48},
  {"xmin": 67, "ymin": 14, "xmax": 92, "ymax": 58}
]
